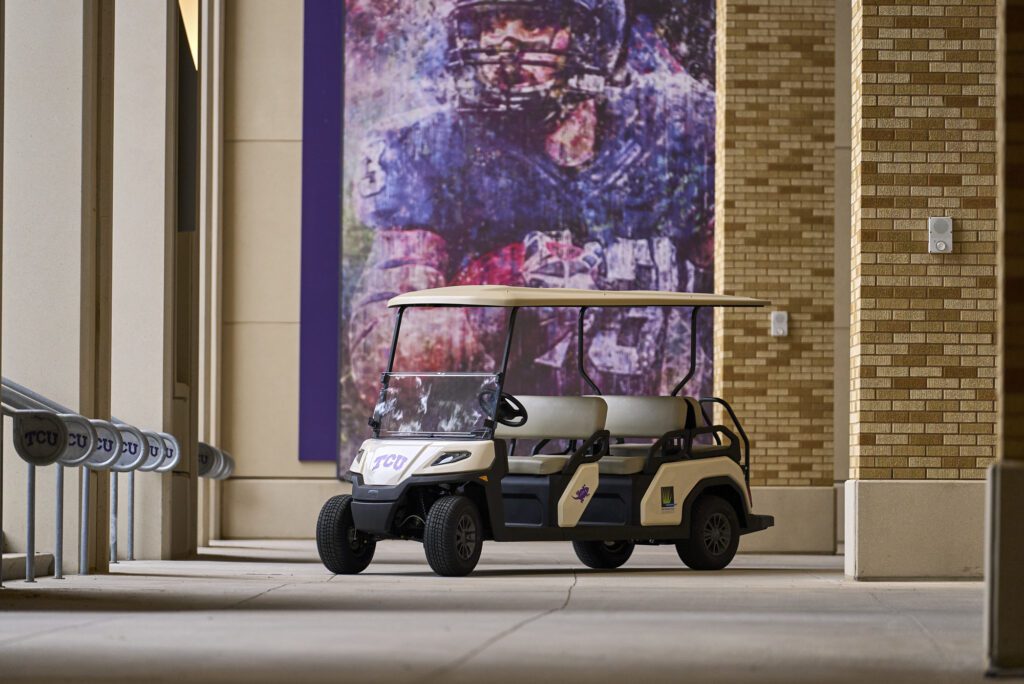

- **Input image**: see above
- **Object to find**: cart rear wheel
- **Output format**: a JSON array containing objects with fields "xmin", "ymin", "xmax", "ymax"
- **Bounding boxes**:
[
  {"xmin": 676, "ymin": 494, "xmax": 740, "ymax": 571},
  {"xmin": 572, "ymin": 540, "xmax": 635, "ymax": 569},
  {"xmin": 316, "ymin": 495, "xmax": 376, "ymax": 574},
  {"xmin": 424, "ymin": 495, "xmax": 483, "ymax": 577}
]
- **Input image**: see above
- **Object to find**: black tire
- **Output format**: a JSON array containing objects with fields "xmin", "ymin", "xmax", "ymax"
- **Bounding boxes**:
[
  {"xmin": 572, "ymin": 540, "xmax": 635, "ymax": 569},
  {"xmin": 316, "ymin": 495, "xmax": 376, "ymax": 574},
  {"xmin": 676, "ymin": 494, "xmax": 740, "ymax": 571},
  {"xmin": 423, "ymin": 495, "xmax": 483, "ymax": 577}
]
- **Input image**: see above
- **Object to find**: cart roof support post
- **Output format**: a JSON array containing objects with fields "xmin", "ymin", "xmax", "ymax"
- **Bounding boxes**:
[
  {"xmin": 577, "ymin": 307, "xmax": 601, "ymax": 395},
  {"xmin": 671, "ymin": 306, "xmax": 702, "ymax": 397},
  {"xmin": 385, "ymin": 306, "xmax": 406, "ymax": 374},
  {"xmin": 498, "ymin": 307, "xmax": 519, "ymax": 379}
]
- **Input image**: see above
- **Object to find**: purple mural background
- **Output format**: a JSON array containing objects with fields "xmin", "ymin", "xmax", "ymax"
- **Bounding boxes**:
[{"xmin": 329, "ymin": 0, "xmax": 717, "ymax": 470}]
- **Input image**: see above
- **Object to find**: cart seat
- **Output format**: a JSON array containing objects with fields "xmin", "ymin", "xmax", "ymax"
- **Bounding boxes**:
[
  {"xmin": 598, "ymin": 454, "xmax": 646, "ymax": 475},
  {"xmin": 506, "ymin": 454, "xmax": 571, "ymax": 475},
  {"xmin": 602, "ymin": 442, "xmax": 724, "ymax": 475},
  {"xmin": 598, "ymin": 395, "xmax": 695, "ymax": 437},
  {"xmin": 496, "ymin": 395, "xmax": 607, "ymax": 476},
  {"xmin": 594, "ymin": 396, "xmax": 696, "ymax": 475},
  {"xmin": 603, "ymin": 442, "xmax": 682, "ymax": 475}
]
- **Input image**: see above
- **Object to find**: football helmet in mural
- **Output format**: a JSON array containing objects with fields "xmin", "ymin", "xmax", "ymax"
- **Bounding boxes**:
[{"xmin": 446, "ymin": 0, "xmax": 627, "ymax": 114}]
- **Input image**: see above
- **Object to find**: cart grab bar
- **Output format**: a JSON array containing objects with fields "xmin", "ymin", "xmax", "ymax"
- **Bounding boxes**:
[
  {"xmin": 699, "ymin": 397, "xmax": 750, "ymax": 484},
  {"xmin": 560, "ymin": 430, "xmax": 610, "ymax": 475}
]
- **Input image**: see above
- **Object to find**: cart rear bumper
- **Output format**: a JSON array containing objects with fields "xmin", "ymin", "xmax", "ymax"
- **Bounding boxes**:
[{"xmin": 744, "ymin": 513, "xmax": 774, "ymax": 534}]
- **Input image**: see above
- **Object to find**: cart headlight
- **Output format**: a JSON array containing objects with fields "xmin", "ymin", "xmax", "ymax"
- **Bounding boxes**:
[
  {"xmin": 432, "ymin": 450, "xmax": 472, "ymax": 466},
  {"xmin": 354, "ymin": 449, "xmax": 366, "ymax": 466}
]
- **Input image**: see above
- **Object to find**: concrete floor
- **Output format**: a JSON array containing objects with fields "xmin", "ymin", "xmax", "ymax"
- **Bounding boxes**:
[{"xmin": 0, "ymin": 541, "xmax": 988, "ymax": 684}]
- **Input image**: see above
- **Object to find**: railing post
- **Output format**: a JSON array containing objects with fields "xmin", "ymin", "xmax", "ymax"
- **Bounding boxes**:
[
  {"xmin": 127, "ymin": 470, "xmax": 135, "ymax": 560},
  {"xmin": 1, "ymin": 417, "xmax": 3, "ymax": 590},
  {"xmin": 79, "ymin": 469, "xmax": 90, "ymax": 576},
  {"xmin": 25, "ymin": 464, "xmax": 36, "ymax": 583},
  {"xmin": 54, "ymin": 465, "xmax": 64, "ymax": 579},
  {"xmin": 109, "ymin": 471, "xmax": 118, "ymax": 564}
]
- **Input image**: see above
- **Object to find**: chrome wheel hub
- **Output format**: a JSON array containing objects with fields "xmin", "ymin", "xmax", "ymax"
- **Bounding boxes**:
[
  {"xmin": 703, "ymin": 513, "xmax": 731, "ymax": 556},
  {"xmin": 455, "ymin": 514, "xmax": 478, "ymax": 561}
]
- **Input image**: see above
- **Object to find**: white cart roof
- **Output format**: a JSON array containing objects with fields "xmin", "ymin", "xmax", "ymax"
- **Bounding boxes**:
[{"xmin": 388, "ymin": 286, "xmax": 770, "ymax": 309}]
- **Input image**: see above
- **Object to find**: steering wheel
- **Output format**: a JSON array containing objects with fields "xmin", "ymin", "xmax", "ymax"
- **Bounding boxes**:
[{"xmin": 479, "ymin": 390, "xmax": 528, "ymax": 428}]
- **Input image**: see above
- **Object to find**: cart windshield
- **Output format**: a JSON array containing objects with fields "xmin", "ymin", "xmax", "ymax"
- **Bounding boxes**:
[{"xmin": 372, "ymin": 372, "xmax": 499, "ymax": 439}]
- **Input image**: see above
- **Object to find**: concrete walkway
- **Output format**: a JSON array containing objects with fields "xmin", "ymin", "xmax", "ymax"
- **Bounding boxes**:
[{"xmin": 0, "ymin": 541, "xmax": 987, "ymax": 683}]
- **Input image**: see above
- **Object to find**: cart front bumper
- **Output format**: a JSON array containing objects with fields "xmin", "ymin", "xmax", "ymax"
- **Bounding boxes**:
[{"xmin": 349, "ymin": 472, "xmax": 490, "ymax": 538}]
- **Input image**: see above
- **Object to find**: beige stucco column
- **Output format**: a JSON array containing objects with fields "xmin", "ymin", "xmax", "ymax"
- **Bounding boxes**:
[
  {"xmin": 196, "ymin": 0, "xmax": 225, "ymax": 547},
  {"xmin": 109, "ymin": 0, "xmax": 199, "ymax": 561},
  {"xmin": 985, "ymin": 0, "xmax": 1024, "ymax": 672},
  {"xmin": 847, "ymin": 0, "xmax": 998, "ymax": 579},
  {"xmin": 2, "ymin": 0, "xmax": 113, "ymax": 575},
  {"xmin": 716, "ymin": 0, "xmax": 838, "ymax": 553},
  {"xmin": 0, "ymin": 0, "xmax": 5, "ymax": 569},
  {"xmin": 217, "ymin": 0, "xmax": 347, "ymax": 540}
]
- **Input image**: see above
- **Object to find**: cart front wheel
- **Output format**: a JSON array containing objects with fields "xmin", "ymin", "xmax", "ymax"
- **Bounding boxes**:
[
  {"xmin": 572, "ymin": 540, "xmax": 635, "ymax": 569},
  {"xmin": 676, "ymin": 494, "xmax": 740, "ymax": 571},
  {"xmin": 316, "ymin": 495, "xmax": 376, "ymax": 574},
  {"xmin": 424, "ymin": 495, "xmax": 483, "ymax": 576}
]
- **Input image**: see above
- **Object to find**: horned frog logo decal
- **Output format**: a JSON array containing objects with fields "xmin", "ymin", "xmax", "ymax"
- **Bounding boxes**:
[{"xmin": 572, "ymin": 484, "xmax": 591, "ymax": 503}]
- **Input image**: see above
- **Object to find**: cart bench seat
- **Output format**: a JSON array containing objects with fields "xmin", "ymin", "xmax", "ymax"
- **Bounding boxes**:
[
  {"xmin": 597, "ymin": 453, "xmax": 646, "ymax": 475},
  {"xmin": 597, "ymin": 395, "xmax": 693, "ymax": 438},
  {"xmin": 596, "ymin": 396, "xmax": 696, "ymax": 475},
  {"xmin": 603, "ymin": 442, "xmax": 730, "ymax": 475},
  {"xmin": 506, "ymin": 454, "xmax": 571, "ymax": 475},
  {"xmin": 497, "ymin": 395, "xmax": 607, "ymax": 476}
]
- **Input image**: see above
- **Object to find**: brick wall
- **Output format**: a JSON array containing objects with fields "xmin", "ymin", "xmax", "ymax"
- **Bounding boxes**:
[
  {"xmin": 714, "ymin": 0, "xmax": 836, "ymax": 487},
  {"xmin": 1002, "ymin": 0, "xmax": 1024, "ymax": 460},
  {"xmin": 851, "ymin": 0, "xmax": 999, "ymax": 480}
]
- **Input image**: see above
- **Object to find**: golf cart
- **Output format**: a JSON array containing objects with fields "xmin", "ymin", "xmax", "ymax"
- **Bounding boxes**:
[{"xmin": 317, "ymin": 286, "xmax": 775, "ymax": 576}]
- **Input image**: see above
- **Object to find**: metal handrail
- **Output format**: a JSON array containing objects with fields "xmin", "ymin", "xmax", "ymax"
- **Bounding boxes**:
[
  {"xmin": 699, "ymin": 397, "xmax": 751, "ymax": 484},
  {"xmin": 3, "ymin": 377, "xmax": 181, "ymax": 577},
  {"xmin": 4, "ymin": 376, "xmax": 183, "ymax": 471},
  {"xmin": 198, "ymin": 442, "xmax": 234, "ymax": 480},
  {"xmin": 2, "ymin": 376, "xmax": 231, "ymax": 583},
  {"xmin": 2, "ymin": 379, "xmax": 74, "ymax": 413}
]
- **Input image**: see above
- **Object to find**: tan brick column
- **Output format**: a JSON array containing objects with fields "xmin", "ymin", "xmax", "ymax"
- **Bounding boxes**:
[
  {"xmin": 985, "ymin": 0, "xmax": 1024, "ymax": 671},
  {"xmin": 1001, "ymin": 0, "xmax": 1024, "ymax": 462},
  {"xmin": 715, "ymin": 0, "xmax": 837, "ymax": 552},
  {"xmin": 847, "ymin": 0, "xmax": 998, "ymax": 579}
]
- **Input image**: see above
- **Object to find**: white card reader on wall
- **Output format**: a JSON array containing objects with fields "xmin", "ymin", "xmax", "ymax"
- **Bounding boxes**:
[
  {"xmin": 928, "ymin": 217, "xmax": 953, "ymax": 254},
  {"xmin": 770, "ymin": 311, "xmax": 788, "ymax": 337}
]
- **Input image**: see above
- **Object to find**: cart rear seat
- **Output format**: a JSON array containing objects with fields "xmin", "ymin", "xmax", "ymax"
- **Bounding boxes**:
[
  {"xmin": 495, "ymin": 396, "xmax": 607, "ymax": 475},
  {"xmin": 597, "ymin": 396, "xmax": 699, "ymax": 475}
]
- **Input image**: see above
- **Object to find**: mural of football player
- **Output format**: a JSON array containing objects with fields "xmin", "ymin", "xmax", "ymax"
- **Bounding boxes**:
[{"xmin": 342, "ymin": 0, "xmax": 715, "ymax": 462}]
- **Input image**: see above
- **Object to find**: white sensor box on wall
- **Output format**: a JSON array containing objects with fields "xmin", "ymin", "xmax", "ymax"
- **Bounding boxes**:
[
  {"xmin": 770, "ymin": 311, "xmax": 788, "ymax": 337},
  {"xmin": 928, "ymin": 217, "xmax": 953, "ymax": 254}
]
